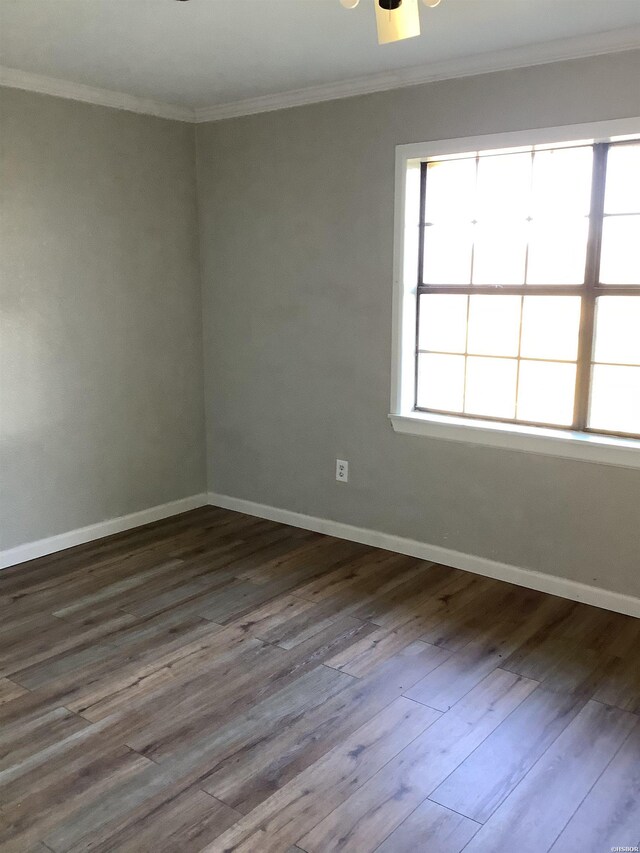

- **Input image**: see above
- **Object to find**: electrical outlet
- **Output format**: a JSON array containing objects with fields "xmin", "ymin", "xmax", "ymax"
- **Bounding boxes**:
[{"xmin": 336, "ymin": 459, "xmax": 349, "ymax": 483}]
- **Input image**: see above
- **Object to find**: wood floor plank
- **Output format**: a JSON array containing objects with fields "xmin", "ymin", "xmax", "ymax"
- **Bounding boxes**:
[
  {"xmin": 3, "ymin": 549, "xmax": 189, "ymax": 622},
  {"xmin": 200, "ymin": 696, "xmax": 440, "ymax": 853},
  {"xmin": 548, "ymin": 716, "xmax": 640, "ymax": 853},
  {"xmin": 42, "ymin": 757, "xmax": 195, "ymax": 852},
  {"xmin": 10, "ymin": 640, "xmax": 126, "ymax": 693},
  {"xmin": 0, "ymin": 677, "xmax": 28, "ymax": 704},
  {"xmin": 325, "ymin": 626, "xmax": 451, "ymax": 677},
  {"xmin": 0, "ymin": 715, "xmax": 145, "ymax": 807},
  {"xmin": 349, "ymin": 563, "xmax": 464, "ymax": 627},
  {"xmin": 9, "ymin": 617, "xmax": 228, "ymax": 720},
  {"xmin": 0, "ymin": 705, "xmax": 90, "ymax": 772},
  {"xmin": 0, "ymin": 745, "xmax": 152, "ymax": 853},
  {"xmin": 1, "ymin": 507, "xmax": 638, "ymax": 853},
  {"xmin": 404, "ymin": 595, "xmax": 564, "ymax": 711},
  {"xmin": 0, "ymin": 507, "xmax": 216, "ymax": 590},
  {"xmin": 255, "ymin": 597, "xmax": 367, "ymax": 651},
  {"xmin": 0, "ymin": 610, "xmax": 137, "ymax": 679},
  {"xmin": 298, "ymin": 669, "xmax": 535, "ymax": 853},
  {"xmin": 374, "ymin": 799, "xmax": 480, "ymax": 853},
  {"xmin": 292, "ymin": 551, "xmax": 425, "ymax": 603},
  {"xmin": 420, "ymin": 583, "xmax": 546, "ymax": 652},
  {"xmin": 154, "ymin": 664, "xmax": 354, "ymax": 784},
  {"xmin": 66, "ymin": 623, "xmax": 248, "ymax": 718},
  {"xmin": 592, "ymin": 651, "xmax": 640, "ymax": 713},
  {"xmin": 196, "ymin": 579, "xmax": 298, "ymax": 624},
  {"xmin": 118, "ymin": 573, "xmax": 236, "ymax": 621},
  {"xmin": 225, "ymin": 593, "xmax": 316, "ymax": 641},
  {"xmin": 253, "ymin": 559, "xmax": 436, "ymax": 652},
  {"xmin": 429, "ymin": 686, "xmax": 586, "ymax": 822},
  {"xmin": 24, "ymin": 667, "xmax": 348, "ymax": 851},
  {"xmin": 125, "ymin": 618, "xmax": 376, "ymax": 762},
  {"xmin": 463, "ymin": 700, "xmax": 638, "ymax": 853},
  {"xmin": 95, "ymin": 608, "xmax": 214, "ymax": 651},
  {"xmin": 532, "ymin": 607, "xmax": 629, "ymax": 699},
  {"xmin": 163, "ymin": 525, "xmax": 314, "ymax": 588},
  {"xmin": 237, "ymin": 538, "xmax": 371, "ymax": 586},
  {"xmin": 199, "ymin": 642, "xmax": 450, "ymax": 813},
  {"xmin": 65, "ymin": 786, "xmax": 240, "ymax": 853},
  {"xmin": 51, "ymin": 559, "xmax": 186, "ymax": 618},
  {"xmin": 500, "ymin": 600, "xmax": 597, "ymax": 681}
]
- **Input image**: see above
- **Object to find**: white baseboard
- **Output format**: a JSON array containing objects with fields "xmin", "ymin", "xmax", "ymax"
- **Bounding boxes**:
[
  {"xmin": 0, "ymin": 493, "xmax": 209, "ymax": 570},
  {"xmin": 3, "ymin": 489, "xmax": 637, "ymax": 618},
  {"xmin": 208, "ymin": 492, "xmax": 640, "ymax": 619}
]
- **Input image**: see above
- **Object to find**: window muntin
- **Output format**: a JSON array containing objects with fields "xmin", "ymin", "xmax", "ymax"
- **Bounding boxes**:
[{"xmin": 414, "ymin": 140, "xmax": 640, "ymax": 439}]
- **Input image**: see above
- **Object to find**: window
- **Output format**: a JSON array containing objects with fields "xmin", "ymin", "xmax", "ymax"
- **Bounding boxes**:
[{"xmin": 390, "ymin": 120, "xmax": 640, "ymax": 467}]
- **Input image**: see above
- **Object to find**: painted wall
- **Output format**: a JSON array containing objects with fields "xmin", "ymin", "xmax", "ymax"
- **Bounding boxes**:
[
  {"xmin": 196, "ymin": 50, "xmax": 640, "ymax": 598},
  {"xmin": 1, "ymin": 87, "xmax": 206, "ymax": 550}
]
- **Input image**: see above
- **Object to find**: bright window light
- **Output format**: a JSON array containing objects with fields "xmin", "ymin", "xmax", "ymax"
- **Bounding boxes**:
[{"xmin": 414, "ymin": 138, "xmax": 640, "ymax": 437}]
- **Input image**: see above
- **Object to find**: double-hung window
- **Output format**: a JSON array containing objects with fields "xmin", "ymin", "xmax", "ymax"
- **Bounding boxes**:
[{"xmin": 391, "ymin": 120, "xmax": 640, "ymax": 467}]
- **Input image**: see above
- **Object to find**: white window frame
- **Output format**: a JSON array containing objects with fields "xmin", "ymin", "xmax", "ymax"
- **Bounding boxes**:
[{"xmin": 389, "ymin": 117, "xmax": 640, "ymax": 469}]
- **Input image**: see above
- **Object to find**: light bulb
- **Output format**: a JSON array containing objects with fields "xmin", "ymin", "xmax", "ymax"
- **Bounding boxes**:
[
  {"xmin": 422, "ymin": 0, "xmax": 442, "ymax": 6},
  {"xmin": 340, "ymin": 0, "xmax": 360, "ymax": 8}
]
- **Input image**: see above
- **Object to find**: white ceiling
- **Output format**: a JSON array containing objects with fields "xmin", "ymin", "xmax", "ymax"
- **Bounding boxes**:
[{"xmin": 1, "ymin": 0, "xmax": 640, "ymax": 115}]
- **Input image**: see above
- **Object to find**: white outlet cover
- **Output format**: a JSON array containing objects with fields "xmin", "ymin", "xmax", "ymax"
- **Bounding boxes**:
[{"xmin": 336, "ymin": 459, "xmax": 349, "ymax": 482}]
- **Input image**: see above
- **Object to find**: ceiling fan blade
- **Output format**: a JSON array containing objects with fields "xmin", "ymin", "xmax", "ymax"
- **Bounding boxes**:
[{"xmin": 375, "ymin": 0, "xmax": 420, "ymax": 44}]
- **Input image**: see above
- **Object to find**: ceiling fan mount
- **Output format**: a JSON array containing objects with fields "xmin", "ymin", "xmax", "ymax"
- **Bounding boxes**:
[
  {"xmin": 341, "ymin": 0, "xmax": 442, "ymax": 44},
  {"xmin": 175, "ymin": 0, "xmax": 441, "ymax": 47}
]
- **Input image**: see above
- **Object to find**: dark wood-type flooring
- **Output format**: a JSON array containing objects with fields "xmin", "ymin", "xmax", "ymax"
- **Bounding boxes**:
[{"xmin": 1, "ymin": 506, "xmax": 639, "ymax": 852}]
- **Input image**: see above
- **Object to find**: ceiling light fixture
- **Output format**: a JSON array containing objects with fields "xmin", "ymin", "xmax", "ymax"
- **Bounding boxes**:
[{"xmin": 341, "ymin": 0, "xmax": 442, "ymax": 44}]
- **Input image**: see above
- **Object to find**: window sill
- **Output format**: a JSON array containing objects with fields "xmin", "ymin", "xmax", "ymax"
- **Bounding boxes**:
[{"xmin": 388, "ymin": 412, "xmax": 640, "ymax": 469}]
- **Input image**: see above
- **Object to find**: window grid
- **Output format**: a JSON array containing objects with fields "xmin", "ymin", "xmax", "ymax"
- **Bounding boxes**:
[{"xmin": 414, "ymin": 139, "xmax": 640, "ymax": 439}]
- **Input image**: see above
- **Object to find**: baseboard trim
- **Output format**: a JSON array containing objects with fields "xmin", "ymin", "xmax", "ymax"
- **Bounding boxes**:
[
  {"xmin": 0, "ymin": 493, "xmax": 209, "ymax": 570},
  {"xmin": 3, "ymin": 490, "xmax": 637, "ymax": 617},
  {"xmin": 208, "ymin": 492, "xmax": 640, "ymax": 619}
]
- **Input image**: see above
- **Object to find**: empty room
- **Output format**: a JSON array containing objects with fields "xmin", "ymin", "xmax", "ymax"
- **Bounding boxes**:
[{"xmin": 1, "ymin": 1, "xmax": 639, "ymax": 850}]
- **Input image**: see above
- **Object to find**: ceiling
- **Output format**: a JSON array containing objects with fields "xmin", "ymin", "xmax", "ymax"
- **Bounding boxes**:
[{"xmin": 1, "ymin": 0, "xmax": 640, "ymax": 118}]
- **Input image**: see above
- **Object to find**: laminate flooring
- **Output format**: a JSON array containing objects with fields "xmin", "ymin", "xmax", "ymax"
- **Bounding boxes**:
[{"xmin": 1, "ymin": 507, "xmax": 638, "ymax": 852}]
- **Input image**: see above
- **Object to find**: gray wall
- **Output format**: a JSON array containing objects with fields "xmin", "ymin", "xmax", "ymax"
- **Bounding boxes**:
[
  {"xmin": 196, "ymin": 50, "xmax": 640, "ymax": 598},
  {"xmin": 1, "ymin": 87, "xmax": 206, "ymax": 550}
]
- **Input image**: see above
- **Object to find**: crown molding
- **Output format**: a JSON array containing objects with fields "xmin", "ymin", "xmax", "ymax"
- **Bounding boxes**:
[
  {"xmin": 0, "ymin": 66, "xmax": 195, "ymax": 122},
  {"xmin": 2, "ymin": 27, "xmax": 639, "ymax": 125},
  {"xmin": 194, "ymin": 27, "xmax": 640, "ymax": 123}
]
